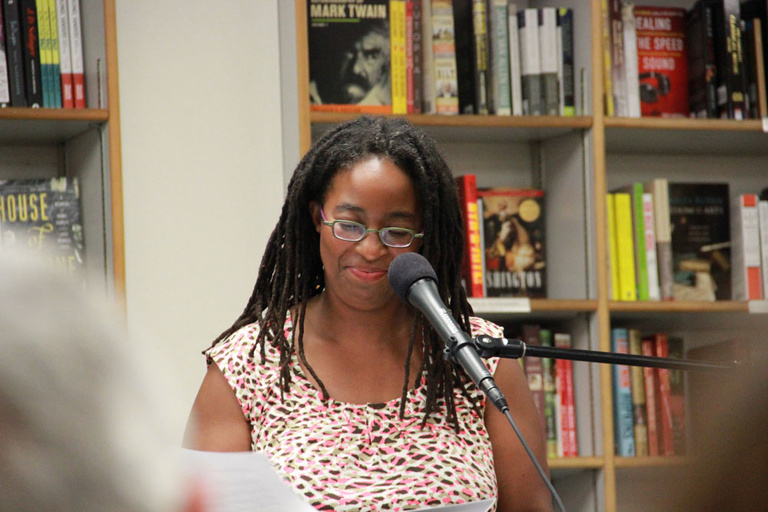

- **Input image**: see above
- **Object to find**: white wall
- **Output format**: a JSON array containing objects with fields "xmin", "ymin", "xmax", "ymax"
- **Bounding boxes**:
[{"xmin": 115, "ymin": 0, "xmax": 285, "ymax": 441}]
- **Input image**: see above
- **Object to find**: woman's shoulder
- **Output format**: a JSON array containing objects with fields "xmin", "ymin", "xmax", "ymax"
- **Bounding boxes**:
[{"xmin": 204, "ymin": 311, "xmax": 294, "ymax": 368}]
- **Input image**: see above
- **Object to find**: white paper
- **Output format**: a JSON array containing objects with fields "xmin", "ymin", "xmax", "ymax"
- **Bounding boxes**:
[
  {"xmin": 181, "ymin": 449, "xmax": 315, "ymax": 512},
  {"xmin": 413, "ymin": 498, "xmax": 496, "ymax": 512}
]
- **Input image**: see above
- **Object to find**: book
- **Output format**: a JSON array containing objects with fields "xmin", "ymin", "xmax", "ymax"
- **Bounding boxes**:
[
  {"xmin": 616, "ymin": 183, "xmax": 650, "ymax": 300},
  {"xmin": 539, "ymin": 328, "xmax": 558, "ymax": 459},
  {"xmin": 54, "ymin": 0, "xmax": 72, "ymax": 107},
  {"xmin": 0, "ymin": 1, "xmax": 10, "ymax": 106},
  {"xmin": 410, "ymin": 0, "xmax": 423, "ymax": 114},
  {"xmin": 488, "ymin": 0, "xmax": 511, "ymax": 115},
  {"xmin": 557, "ymin": 8, "xmax": 575, "ymax": 116},
  {"xmin": 390, "ymin": 0, "xmax": 407, "ymax": 114},
  {"xmin": 627, "ymin": 328, "xmax": 648, "ymax": 456},
  {"xmin": 601, "ymin": 0, "xmax": 615, "ymax": 115},
  {"xmin": 507, "ymin": 2, "xmax": 522, "ymax": 115},
  {"xmin": 0, "ymin": 177, "xmax": 85, "ymax": 283},
  {"xmin": 621, "ymin": 2, "xmax": 641, "ymax": 117},
  {"xmin": 477, "ymin": 187, "xmax": 545, "ymax": 298},
  {"xmin": 668, "ymin": 182, "xmax": 731, "ymax": 301},
  {"xmin": 36, "ymin": 0, "xmax": 52, "ymax": 107},
  {"xmin": 687, "ymin": 1, "xmax": 719, "ymax": 118},
  {"xmin": 730, "ymin": 193, "xmax": 763, "ymax": 300},
  {"xmin": 643, "ymin": 178, "xmax": 674, "ymax": 300},
  {"xmin": 307, "ymin": 0, "xmax": 392, "ymax": 113},
  {"xmin": 2, "ymin": 0, "xmax": 27, "ymax": 106},
  {"xmin": 521, "ymin": 324, "xmax": 545, "ymax": 434},
  {"xmin": 640, "ymin": 336, "xmax": 660, "ymax": 456},
  {"xmin": 46, "ymin": 0, "xmax": 61, "ymax": 107},
  {"xmin": 642, "ymin": 191, "xmax": 661, "ymax": 300},
  {"xmin": 651, "ymin": 332, "xmax": 675, "ymax": 456},
  {"xmin": 538, "ymin": 7, "xmax": 558, "ymax": 116},
  {"xmin": 470, "ymin": 0, "xmax": 490, "ymax": 115},
  {"xmin": 667, "ymin": 336, "xmax": 686, "ymax": 456},
  {"xmin": 430, "ymin": 0, "xmax": 459, "ymax": 114},
  {"xmin": 420, "ymin": 0, "xmax": 435, "ymax": 113},
  {"xmin": 554, "ymin": 332, "xmax": 577, "ymax": 457},
  {"xmin": 613, "ymin": 191, "xmax": 637, "ymax": 301},
  {"xmin": 607, "ymin": 193, "xmax": 621, "ymax": 300},
  {"xmin": 742, "ymin": 0, "xmax": 768, "ymax": 116},
  {"xmin": 404, "ymin": 0, "xmax": 415, "ymax": 114},
  {"xmin": 19, "ymin": 0, "xmax": 43, "ymax": 107},
  {"xmin": 611, "ymin": 327, "xmax": 635, "ymax": 456},
  {"xmin": 66, "ymin": 0, "xmax": 85, "ymax": 108},
  {"xmin": 451, "ymin": 0, "xmax": 476, "ymax": 114},
  {"xmin": 747, "ymin": 17, "xmax": 768, "ymax": 117},
  {"xmin": 759, "ymin": 199, "xmax": 768, "ymax": 299},
  {"xmin": 635, "ymin": 5, "xmax": 690, "ymax": 117},
  {"xmin": 518, "ymin": 8, "xmax": 542, "ymax": 115},
  {"xmin": 455, "ymin": 174, "xmax": 484, "ymax": 297},
  {"xmin": 609, "ymin": 0, "xmax": 628, "ymax": 116}
]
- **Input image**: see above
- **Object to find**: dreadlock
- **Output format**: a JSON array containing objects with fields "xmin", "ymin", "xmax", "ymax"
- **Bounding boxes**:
[{"xmin": 206, "ymin": 115, "xmax": 479, "ymax": 430}]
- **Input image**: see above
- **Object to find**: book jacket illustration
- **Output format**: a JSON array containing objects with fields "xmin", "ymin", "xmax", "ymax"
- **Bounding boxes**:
[
  {"xmin": 668, "ymin": 182, "xmax": 730, "ymax": 301},
  {"xmin": 0, "ymin": 177, "xmax": 85, "ymax": 283},
  {"xmin": 479, "ymin": 188, "xmax": 546, "ymax": 297},
  {"xmin": 307, "ymin": 0, "xmax": 392, "ymax": 113}
]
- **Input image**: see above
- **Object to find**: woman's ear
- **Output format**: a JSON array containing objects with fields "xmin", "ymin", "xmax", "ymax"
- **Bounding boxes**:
[{"xmin": 309, "ymin": 202, "xmax": 322, "ymax": 233}]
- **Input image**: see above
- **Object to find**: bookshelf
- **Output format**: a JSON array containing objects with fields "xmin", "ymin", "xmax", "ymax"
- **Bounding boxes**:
[
  {"xmin": 286, "ymin": 0, "xmax": 768, "ymax": 511},
  {"xmin": 0, "ymin": 0, "xmax": 124, "ymax": 301}
]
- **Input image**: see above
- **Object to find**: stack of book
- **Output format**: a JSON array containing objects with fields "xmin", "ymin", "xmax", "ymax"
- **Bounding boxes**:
[
  {"xmin": 602, "ymin": 0, "xmax": 768, "ymax": 119},
  {"xmin": 1, "ymin": 0, "xmax": 86, "ymax": 108},
  {"xmin": 306, "ymin": 0, "xmax": 576, "ymax": 116}
]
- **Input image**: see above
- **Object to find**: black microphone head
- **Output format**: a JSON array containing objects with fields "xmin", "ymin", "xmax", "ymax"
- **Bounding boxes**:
[{"xmin": 388, "ymin": 252, "xmax": 438, "ymax": 302}]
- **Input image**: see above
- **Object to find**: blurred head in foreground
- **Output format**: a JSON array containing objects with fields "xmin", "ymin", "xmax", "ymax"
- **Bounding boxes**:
[{"xmin": 0, "ymin": 254, "xmax": 202, "ymax": 512}]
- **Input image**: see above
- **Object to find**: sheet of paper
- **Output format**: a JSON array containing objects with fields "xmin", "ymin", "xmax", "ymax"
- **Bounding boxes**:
[
  {"xmin": 181, "ymin": 449, "xmax": 315, "ymax": 512},
  {"xmin": 413, "ymin": 498, "xmax": 496, "ymax": 512}
]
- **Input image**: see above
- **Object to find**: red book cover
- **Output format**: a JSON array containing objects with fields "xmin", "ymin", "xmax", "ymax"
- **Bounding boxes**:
[
  {"xmin": 634, "ymin": 6, "xmax": 689, "ymax": 117},
  {"xmin": 455, "ymin": 174, "xmax": 484, "ymax": 297},
  {"xmin": 641, "ymin": 336, "xmax": 660, "ymax": 456},
  {"xmin": 555, "ymin": 332, "xmax": 578, "ymax": 457},
  {"xmin": 653, "ymin": 332, "xmax": 675, "ymax": 456}
]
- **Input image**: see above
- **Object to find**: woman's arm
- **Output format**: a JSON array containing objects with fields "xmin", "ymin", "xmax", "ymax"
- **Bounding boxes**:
[
  {"xmin": 182, "ymin": 363, "xmax": 252, "ymax": 451},
  {"xmin": 485, "ymin": 358, "xmax": 553, "ymax": 512}
]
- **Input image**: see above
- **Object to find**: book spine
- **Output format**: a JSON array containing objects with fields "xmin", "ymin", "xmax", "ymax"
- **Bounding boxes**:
[
  {"xmin": 47, "ymin": 0, "xmax": 60, "ymax": 107},
  {"xmin": 390, "ymin": 0, "xmax": 408, "ymax": 114},
  {"xmin": 66, "ymin": 0, "xmax": 84, "ymax": 108},
  {"xmin": 518, "ymin": 8, "xmax": 542, "ymax": 115},
  {"xmin": 644, "ymin": 178, "xmax": 674, "ymax": 300},
  {"xmin": 522, "ymin": 324, "xmax": 545, "ymax": 435},
  {"xmin": 558, "ymin": 8, "xmax": 575, "ymax": 116},
  {"xmin": 612, "ymin": 327, "xmax": 635, "ymax": 456},
  {"xmin": 759, "ymin": 200, "xmax": 768, "ymax": 299},
  {"xmin": 752, "ymin": 19, "xmax": 767, "ymax": 117},
  {"xmin": 642, "ymin": 191, "xmax": 661, "ymax": 300},
  {"xmin": 471, "ymin": 0, "xmax": 489, "ymax": 114},
  {"xmin": 601, "ymin": 0, "xmax": 615, "ymax": 115},
  {"xmin": 420, "ymin": 0, "xmax": 435, "ymax": 113},
  {"xmin": 0, "ymin": 3, "xmax": 10, "ymax": 105},
  {"xmin": 641, "ymin": 336, "xmax": 660, "ymax": 456},
  {"xmin": 538, "ymin": 7, "xmax": 558, "ymax": 116},
  {"xmin": 667, "ymin": 336, "xmax": 686, "ymax": 455},
  {"xmin": 621, "ymin": 2, "xmax": 640, "ymax": 117},
  {"xmin": 614, "ymin": 192, "xmax": 637, "ymax": 301},
  {"xmin": 607, "ymin": 193, "xmax": 621, "ymax": 300},
  {"xmin": 455, "ymin": 174, "xmax": 485, "ymax": 297},
  {"xmin": 490, "ymin": 0, "xmax": 511, "ymax": 115},
  {"xmin": 19, "ymin": 0, "xmax": 42, "ymax": 107},
  {"xmin": 430, "ymin": 0, "xmax": 459, "ymax": 114},
  {"xmin": 653, "ymin": 332, "xmax": 675, "ymax": 456},
  {"xmin": 3, "ymin": 0, "xmax": 27, "ymax": 106},
  {"xmin": 507, "ymin": 2, "xmax": 522, "ymax": 115},
  {"xmin": 54, "ymin": 0, "xmax": 71, "ymax": 107},
  {"xmin": 35, "ymin": 0, "xmax": 52, "ymax": 107},
  {"xmin": 609, "ymin": 0, "xmax": 627, "ymax": 116},
  {"xmin": 632, "ymin": 183, "xmax": 650, "ymax": 300},
  {"xmin": 731, "ymin": 193, "xmax": 763, "ymax": 300},
  {"xmin": 404, "ymin": 0, "xmax": 415, "ymax": 113},
  {"xmin": 410, "ymin": 0, "xmax": 423, "ymax": 113},
  {"xmin": 539, "ymin": 328, "xmax": 558, "ymax": 459},
  {"xmin": 554, "ymin": 332, "xmax": 577, "ymax": 457},
  {"xmin": 628, "ymin": 328, "xmax": 649, "ymax": 456}
]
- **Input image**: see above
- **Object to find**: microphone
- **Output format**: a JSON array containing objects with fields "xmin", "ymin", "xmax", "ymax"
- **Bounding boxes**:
[{"xmin": 388, "ymin": 252, "xmax": 509, "ymax": 413}]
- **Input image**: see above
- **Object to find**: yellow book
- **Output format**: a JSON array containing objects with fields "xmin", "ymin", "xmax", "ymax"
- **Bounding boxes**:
[
  {"xmin": 36, "ymin": 0, "xmax": 52, "ymax": 107},
  {"xmin": 607, "ymin": 193, "xmax": 621, "ymax": 300},
  {"xmin": 389, "ymin": 0, "xmax": 407, "ymax": 114},
  {"xmin": 48, "ymin": 0, "xmax": 62, "ymax": 107},
  {"xmin": 628, "ymin": 328, "xmax": 649, "ymax": 456},
  {"xmin": 614, "ymin": 192, "xmax": 637, "ymax": 301}
]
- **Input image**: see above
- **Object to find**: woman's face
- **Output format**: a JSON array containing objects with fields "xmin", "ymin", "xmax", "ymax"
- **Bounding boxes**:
[{"xmin": 311, "ymin": 156, "xmax": 422, "ymax": 312}]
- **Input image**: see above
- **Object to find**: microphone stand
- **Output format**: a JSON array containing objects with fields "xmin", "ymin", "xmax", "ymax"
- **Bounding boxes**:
[{"xmin": 469, "ymin": 334, "xmax": 739, "ymax": 372}]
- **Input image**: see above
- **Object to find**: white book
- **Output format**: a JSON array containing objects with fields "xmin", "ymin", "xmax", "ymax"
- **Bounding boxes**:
[
  {"xmin": 518, "ymin": 8, "xmax": 541, "ymax": 115},
  {"xmin": 731, "ymin": 194, "xmax": 763, "ymax": 300},
  {"xmin": 490, "ymin": 0, "xmax": 511, "ymax": 115},
  {"xmin": 642, "ymin": 192, "xmax": 661, "ymax": 300},
  {"xmin": 759, "ymin": 200, "xmax": 768, "ymax": 300},
  {"xmin": 538, "ymin": 7, "xmax": 559, "ymax": 115},
  {"xmin": 643, "ymin": 178, "xmax": 673, "ymax": 300},
  {"xmin": 621, "ymin": 2, "xmax": 641, "ymax": 117},
  {"xmin": 507, "ymin": 2, "xmax": 523, "ymax": 115}
]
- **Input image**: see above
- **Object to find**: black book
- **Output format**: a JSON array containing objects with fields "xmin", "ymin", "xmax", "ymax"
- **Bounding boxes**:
[
  {"xmin": 2, "ymin": 0, "xmax": 25, "ymax": 106},
  {"xmin": 451, "ymin": 0, "xmax": 476, "ymax": 114},
  {"xmin": 18, "ymin": 0, "xmax": 41, "ymax": 107},
  {"xmin": 741, "ymin": 0, "xmax": 768, "ymax": 104},
  {"xmin": 687, "ymin": 1, "xmax": 718, "ymax": 117}
]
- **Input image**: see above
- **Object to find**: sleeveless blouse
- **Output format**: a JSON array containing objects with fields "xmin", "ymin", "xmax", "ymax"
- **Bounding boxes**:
[{"xmin": 205, "ymin": 313, "xmax": 504, "ymax": 511}]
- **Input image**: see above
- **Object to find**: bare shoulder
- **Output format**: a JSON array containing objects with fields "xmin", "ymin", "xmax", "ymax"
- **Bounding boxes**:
[{"xmin": 183, "ymin": 362, "xmax": 252, "ymax": 452}]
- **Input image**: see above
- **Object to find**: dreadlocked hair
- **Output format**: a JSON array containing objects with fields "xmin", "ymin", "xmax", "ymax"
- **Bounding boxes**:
[{"xmin": 206, "ymin": 115, "xmax": 480, "ymax": 431}]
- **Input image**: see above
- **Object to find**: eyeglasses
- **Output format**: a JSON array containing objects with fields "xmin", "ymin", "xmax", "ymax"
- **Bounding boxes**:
[{"xmin": 320, "ymin": 207, "xmax": 424, "ymax": 248}]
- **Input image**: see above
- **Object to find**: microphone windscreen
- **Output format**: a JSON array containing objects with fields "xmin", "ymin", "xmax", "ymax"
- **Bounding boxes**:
[{"xmin": 388, "ymin": 252, "xmax": 438, "ymax": 302}]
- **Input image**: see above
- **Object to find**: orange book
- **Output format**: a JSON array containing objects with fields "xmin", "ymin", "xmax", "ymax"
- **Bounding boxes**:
[{"xmin": 455, "ymin": 174, "xmax": 484, "ymax": 297}]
